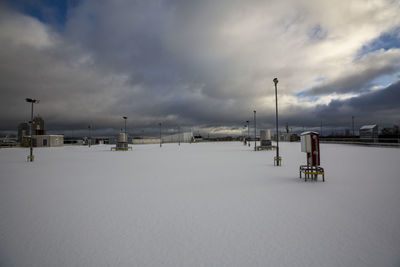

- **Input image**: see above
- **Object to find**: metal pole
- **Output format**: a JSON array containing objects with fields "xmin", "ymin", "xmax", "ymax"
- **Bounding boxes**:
[
  {"xmin": 273, "ymin": 78, "xmax": 280, "ymax": 166},
  {"xmin": 30, "ymin": 102, "xmax": 34, "ymax": 161},
  {"xmin": 246, "ymin": 120, "xmax": 249, "ymax": 139},
  {"xmin": 254, "ymin": 110, "xmax": 256, "ymax": 151},
  {"xmin": 352, "ymin": 116, "xmax": 355, "ymax": 136},
  {"xmin": 320, "ymin": 121, "xmax": 322, "ymax": 136},
  {"xmin": 178, "ymin": 126, "xmax": 181, "ymax": 146},
  {"xmin": 88, "ymin": 125, "xmax": 91, "ymax": 147},
  {"xmin": 159, "ymin": 123, "xmax": 162, "ymax": 147}
]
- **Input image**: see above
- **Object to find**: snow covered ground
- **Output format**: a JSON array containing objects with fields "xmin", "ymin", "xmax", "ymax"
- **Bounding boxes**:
[{"xmin": 1, "ymin": 142, "xmax": 399, "ymax": 267}]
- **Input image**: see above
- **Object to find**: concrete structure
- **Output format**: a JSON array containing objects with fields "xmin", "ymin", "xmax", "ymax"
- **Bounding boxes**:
[
  {"xmin": 22, "ymin": 135, "xmax": 64, "ymax": 147},
  {"xmin": 360, "ymin": 125, "xmax": 378, "ymax": 141},
  {"xmin": 162, "ymin": 132, "xmax": 194, "ymax": 143}
]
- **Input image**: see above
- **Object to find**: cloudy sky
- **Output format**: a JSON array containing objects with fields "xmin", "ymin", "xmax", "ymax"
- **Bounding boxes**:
[{"xmin": 1, "ymin": 0, "xmax": 400, "ymax": 136}]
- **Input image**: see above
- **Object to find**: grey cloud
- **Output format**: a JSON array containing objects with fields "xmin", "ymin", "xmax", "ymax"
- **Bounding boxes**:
[{"xmin": 314, "ymin": 80, "xmax": 400, "ymax": 126}]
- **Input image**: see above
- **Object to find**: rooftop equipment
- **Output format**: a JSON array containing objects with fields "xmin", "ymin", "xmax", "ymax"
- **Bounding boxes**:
[
  {"xmin": 112, "ymin": 133, "xmax": 132, "ymax": 151},
  {"xmin": 256, "ymin": 129, "xmax": 275, "ymax": 150},
  {"xmin": 299, "ymin": 131, "xmax": 325, "ymax": 181}
]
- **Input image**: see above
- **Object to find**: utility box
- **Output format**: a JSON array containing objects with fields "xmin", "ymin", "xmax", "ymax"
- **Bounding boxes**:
[
  {"xmin": 299, "ymin": 131, "xmax": 324, "ymax": 182},
  {"xmin": 301, "ymin": 131, "xmax": 320, "ymax": 166}
]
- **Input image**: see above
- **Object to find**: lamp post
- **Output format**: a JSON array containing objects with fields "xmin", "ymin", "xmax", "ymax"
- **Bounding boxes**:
[
  {"xmin": 320, "ymin": 121, "xmax": 323, "ymax": 137},
  {"xmin": 178, "ymin": 126, "xmax": 181, "ymax": 146},
  {"xmin": 123, "ymin": 116, "xmax": 127, "ymax": 135},
  {"xmin": 254, "ymin": 110, "xmax": 256, "ymax": 151},
  {"xmin": 246, "ymin": 120, "xmax": 250, "ymax": 146},
  {"xmin": 25, "ymin": 98, "xmax": 39, "ymax": 162},
  {"xmin": 159, "ymin": 122, "xmax": 162, "ymax": 147},
  {"xmin": 246, "ymin": 120, "xmax": 249, "ymax": 138},
  {"xmin": 352, "ymin": 116, "xmax": 355, "ymax": 136},
  {"xmin": 88, "ymin": 125, "xmax": 92, "ymax": 147},
  {"xmin": 273, "ymin": 78, "xmax": 281, "ymax": 166}
]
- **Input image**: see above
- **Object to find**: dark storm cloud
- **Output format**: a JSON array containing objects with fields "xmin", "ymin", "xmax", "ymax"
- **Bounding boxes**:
[
  {"xmin": 1, "ymin": 0, "xmax": 400, "ymax": 136},
  {"xmin": 314, "ymin": 80, "xmax": 400, "ymax": 126}
]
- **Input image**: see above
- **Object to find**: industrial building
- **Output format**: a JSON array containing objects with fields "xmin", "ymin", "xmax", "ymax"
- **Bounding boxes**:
[
  {"xmin": 22, "ymin": 135, "xmax": 64, "ymax": 147},
  {"xmin": 359, "ymin": 125, "xmax": 378, "ymax": 141},
  {"xmin": 18, "ymin": 116, "xmax": 64, "ymax": 147}
]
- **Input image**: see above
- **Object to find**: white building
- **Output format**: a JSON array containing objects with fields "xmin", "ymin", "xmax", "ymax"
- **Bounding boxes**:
[
  {"xmin": 22, "ymin": 135, "xmax": 64, "ymax": 147},
  {"xmin": 359, "ymin": 125, "xmax": 378, "ymax": 140}
]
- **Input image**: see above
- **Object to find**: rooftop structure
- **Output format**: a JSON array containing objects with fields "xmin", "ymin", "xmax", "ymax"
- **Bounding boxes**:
[{"xmin": 360, "ymin": 124, "xmax": 378, "ymax": 140}]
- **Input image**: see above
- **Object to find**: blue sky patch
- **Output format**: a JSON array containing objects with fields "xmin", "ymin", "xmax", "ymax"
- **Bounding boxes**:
[
  {"xmin": 314, "ymin": 77, "xmax": 326, "ymax": 83},
  {"xmin": 5, "ymin": 0, "xmax": 81, "ymax": 28},
  {"xmin": 357, "ymin": 28, "xmax": 400, "ymax": 58},
  {"xmin": 308, "ymin": 25, "xmax": 327, "ymax": 41},
  {"xmin": 369, "ymin": 73, "xmax": 400, "ymax": 88}
]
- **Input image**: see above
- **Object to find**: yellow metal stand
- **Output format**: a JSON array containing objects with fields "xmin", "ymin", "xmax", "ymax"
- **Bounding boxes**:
[
  {"xmin": 111, "ymin": 147, "xmax": 132, "ymax": 151},
  {"xmin": 274, "ymin": 156, "xmax": 282, "ymax": 166},
  {"xmin": 256, "ymin": 146, "xmax": 276, "ymax": 151},
  {"xmin": 299, "ymin": 165, "xmax": 325, "ymax": 182}
]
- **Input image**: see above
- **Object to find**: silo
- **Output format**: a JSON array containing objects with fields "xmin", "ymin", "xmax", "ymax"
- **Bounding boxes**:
[
  {"xmin": 266, "ymin": 129, "xmax": 271, "ymax": 140},
  {"xmin": 260, "ymin": 130, "xmax": 272, "ymax": 146},
  {"xmin": 116, "ymin": 133, "xmax": 128, "ymax": 149}
]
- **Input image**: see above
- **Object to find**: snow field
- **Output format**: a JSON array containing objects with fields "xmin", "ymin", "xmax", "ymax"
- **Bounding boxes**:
[{"xmin": 0, "ymin": 142, "xmax": 399, "ymax": 266}]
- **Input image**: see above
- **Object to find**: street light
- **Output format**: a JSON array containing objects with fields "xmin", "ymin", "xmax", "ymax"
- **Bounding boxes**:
[
  {"xmin": 273, "ymin": 78, "xmax": 281, "ymax": 166},
  {"xmin": 352, "ymin": 116, "xmax": 355, "ymax": 136},
  {"xmin": 123, "ymin": 116, "xmax": 127, "ymax": 134},
  {"xmin": 178, "ymin": 126, "xmax": 181, "ymax": 146},
  {"xmin": 254, "ymin": 110, "xmax": 257, "ymax": 151},
  {"xmin": 246, "ymin": 120, "xmax": 250, "ymax": 147},
  {"xmin": 25, "ymin": 98, "xmax": 39, "ymax": 162},
  {"xmin": 320, "ymin": 121, "xmax": 323, "ymax": 137},
  {"xmin": 88, "ymin": 125, "xmax": 92, "ymax": 147},
  {"xmin": 159, "ymin": 122, "xmax": 162, "ymax": 147}
]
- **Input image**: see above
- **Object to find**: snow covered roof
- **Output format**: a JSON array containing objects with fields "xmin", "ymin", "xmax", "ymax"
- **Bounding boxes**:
[
  {"xmin": 360, "ymin": 124, "xmax": 377, "ymax": 130},
  {"xmin": 300, "ymin": 131, "xmax": 319, "ymax": 136}
]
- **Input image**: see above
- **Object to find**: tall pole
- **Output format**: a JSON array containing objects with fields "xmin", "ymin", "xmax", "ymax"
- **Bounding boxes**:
[
  {"xmin": 352, "ymin": 116, "xmax": 355, "ymax": 136},
  {"xmin": 123, "ymin": 116, "xmax": 127, "ymax": 135},
  {"xmin": 30, "ymin": 101, "xmax": 34, "ymax": 161},
  {"xmin": 26, "ymin": 98, "xmax": 39, "ymax": 162},
  {"xmin": 246, "ymin": 120, "xmax": 250, "ymax": 139},
  {"xmin": 273, "ymin": 78, "xmax": 280, "ymax": 166},
  {"xmin": 320, "ymin": 121, "xmax": 323, "ymax": 136},
  {"xmin": 178, "ymin": 126, "xmax": 181, "ymax": 146},
  {"xmin": 159, "ymin": 122, "xmax": 162, "ymax": 147},
  {"xmin": 88, "ymin": 125, "xmax": 91, "ymax": 147},
  {"xmin": 254, "ymin": 110, "xmax": 256, "ymax": 151}
]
